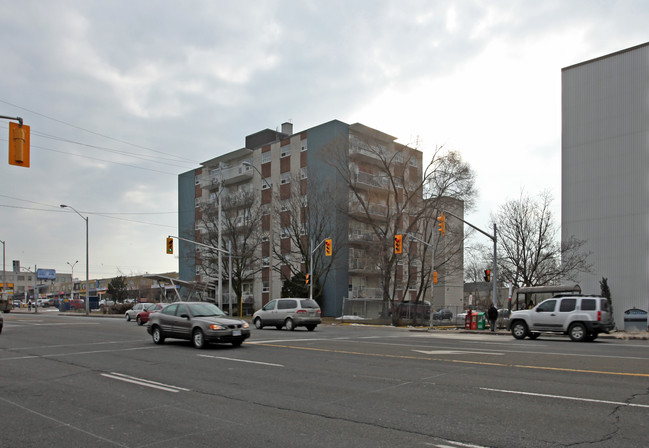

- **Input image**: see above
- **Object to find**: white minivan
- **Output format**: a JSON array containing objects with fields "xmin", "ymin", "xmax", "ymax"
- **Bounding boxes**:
[{"xmin": 252, "ymin": 298, "xmax": 321, "ymax": 331}]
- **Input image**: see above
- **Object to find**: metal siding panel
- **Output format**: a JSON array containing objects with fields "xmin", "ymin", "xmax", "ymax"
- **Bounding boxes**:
[{"xmin": 562, "ymin": 44, "xmax": 649, "ymax": 328}]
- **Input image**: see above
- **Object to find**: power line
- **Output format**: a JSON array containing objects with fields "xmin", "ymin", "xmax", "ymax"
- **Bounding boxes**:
[{"xmin": 0, "ymin": 98, "xmax": 202, "ymax": 164}]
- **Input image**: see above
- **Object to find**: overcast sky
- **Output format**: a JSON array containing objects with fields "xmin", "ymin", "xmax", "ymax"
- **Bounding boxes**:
[{"xmin": 1, "ymin": 1, "xmax": 647, "ymax": 281}]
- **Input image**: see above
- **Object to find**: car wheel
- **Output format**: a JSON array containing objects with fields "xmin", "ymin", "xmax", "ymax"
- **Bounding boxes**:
[
  {"xmin": 136, "ymin": 316, "xmax": 143, "ymax": 326},
  {"xmin": 285, "ymin": 318, "xmax": 295, "ymax": 331},
  {"xmin": 569, "ymin": 322, "xmax": 587, "ymax": 342},
  {"xmin": 192, "ymin": 329, "xmax": 206, "ymax": 349},
  {"xmin": 511, "ymin": 321, "xmax": 528, "ymax": 340},
  {"xmin": 529, "ymin": 332, "xmax": 540, "ymax": 340},
  {"xmin": 306, "ymin": 325, "xmax": 316, "ymax": 331},
  {"xmin": 152, "ymin": 326, "xmax": 165, "ymax": 345},
  {"xmin": 125, "ymin": 314, "xmax": 131, "ymax": 322},
  {"xmin": 254, "ymin": 318, "xmax": 263, "ymax": 329}
]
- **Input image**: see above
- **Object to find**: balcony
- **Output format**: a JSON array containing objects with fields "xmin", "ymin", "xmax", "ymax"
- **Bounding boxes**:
[{"xmin": 204, "ymin": 163, "xmax": 253, "ymax": 189}]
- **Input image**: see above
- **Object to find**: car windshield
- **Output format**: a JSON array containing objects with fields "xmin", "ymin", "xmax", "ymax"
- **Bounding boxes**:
[
  {"xmin": 145, "ymin": 304, "xmax": 158, "ymax": 311},
  {"xmin": 189, "ymin": 303, "xmax": 227, "ymax": 317}
]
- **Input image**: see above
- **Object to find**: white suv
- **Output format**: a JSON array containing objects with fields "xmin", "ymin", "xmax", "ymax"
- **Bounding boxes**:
[{"xmin": 507, "ymin": 295, "xmax": 614, "ymax": 341}]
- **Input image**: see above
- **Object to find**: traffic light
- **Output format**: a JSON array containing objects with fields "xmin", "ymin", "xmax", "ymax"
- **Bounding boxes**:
[
  {"xmin": 324, "ymin": 238, "xmax": 332, "ymax": 256},
  {"xmin": 394, "ymin": 234, "xmax": 402, "ymax": 254},
  {"xmin": 8, "ymin": 122, "xmax": 30, "ymax": 167},
  {"xmin": 166, "ymin": 237, "xmax": 173, "ymax": 254},
  {"xmin": 305, "ymin": 274, "xmax": 310, "ymax": 285},
  {"xmin": 437, "ymin": 213, "xmax": 446, "ymax": 236},
  {"xmin": 433, "ymin": 271, "xmax": 438, "ymax": 284},
  {"xmin": 483, "ymin": 269, "xmax": 491, "ymax": 282}
]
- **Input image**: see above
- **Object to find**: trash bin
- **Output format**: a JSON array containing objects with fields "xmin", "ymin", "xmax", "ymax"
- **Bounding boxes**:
[{"xmin": 623, "ymin": 308, "xmax": 647, "ymax": 332}]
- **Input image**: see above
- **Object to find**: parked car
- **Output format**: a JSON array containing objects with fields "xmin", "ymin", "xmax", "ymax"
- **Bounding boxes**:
[
  {"xmin": 136, "ymin": 303, "xmax": 164, "ymax": 325},
  {"xmin": 252, "ymin": 298, "xmax": 321, "ymax": 331},
  {"xmin": 69, "ymin": 298, "xmax": 85, "ymax": 310},
  {"xmin": 125, "ymin": 303, "xmax": 150, "ymax": 321},
  {"xmin": 147, "ymin": 302, "xmax": 250, "ymax": 348},
  {"xmin": 433, "ymin": 309, "xmax": 453, "ymax": 320},
  {"xmin": 507, "ymin": 295, "xmax": 614, "ymax": 341}
]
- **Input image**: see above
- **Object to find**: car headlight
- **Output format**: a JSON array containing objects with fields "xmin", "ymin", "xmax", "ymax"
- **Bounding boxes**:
[
  {"xmin": 242, "ymin": 322, "xmax": 249, "ymax": 329},
  {"xmin": 209, "ymin": 324, "xmax": 225, "ymax": 330}
]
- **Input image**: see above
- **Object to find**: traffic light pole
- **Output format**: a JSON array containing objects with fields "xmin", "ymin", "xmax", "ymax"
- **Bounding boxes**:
[
  {"xmin": 403, "ymin": 232, "xmax": 436, "ymax": 329},
  {"xmin": 168, "ymin": 235, "xmax": 234, "ymax": 315},
  {"xmin": 442, "ymin": 211, "xmax": 499, "ymax": 307},
  {"xmin": 309, "ymin": 238, "xmax": 330, "ymax": 301}
]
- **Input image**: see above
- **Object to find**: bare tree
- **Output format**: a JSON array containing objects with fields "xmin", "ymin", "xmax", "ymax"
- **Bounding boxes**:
[
  {"xmin": 270, "ymin": 173, "xmax": 341, "ymax": 304},
  {"xmin": 326, "ymin": 133, "xmax": 476, "ymax": 324},
  {"xmin": 491, "ymin": 191, "xmax": 591, "ymax": 287},
  {"xmin": 197, "ymin": 190, "xmax": 266, "ymax": 312}
]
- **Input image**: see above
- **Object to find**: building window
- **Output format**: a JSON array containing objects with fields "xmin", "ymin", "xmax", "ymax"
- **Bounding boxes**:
[
  {"xmin": 262, "ymin": 178, "xmax": 272, "ymax": 190},
  {"xmin": 195, "ymin": 198, "xmax": 201, "ymax": 207},
  {"xmin": 301, "ymin": 142, "xmax": 308, "ymax": 152},
  {"xmin": 262, "ymin": 281, "xmax": 270, "ymax": 293},
  {"xmin": 280, "ymin": 172, "xmax": 291, "ymax": 185},
  {"xmin": 281, "ymin": 146, "xmax": 290, "ymax": 158},
  {"xmin": 300, "ymin": 167, "xmax": 308, "ymax": 179},
  {"xmin": 262, "ymin": 257, "xmax": 270, "ymax": 267},
  {"xmin": 262, "ymin": 152, "xmax": 271, "ymax": 164}
]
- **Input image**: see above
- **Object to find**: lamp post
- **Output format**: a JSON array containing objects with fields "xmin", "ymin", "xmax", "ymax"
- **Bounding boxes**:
[
  {"xmin": 1, "ymin": 239, "xmax": 5, "ymax": 308},
  {"xmin": 241, "ymin": 161, "xmax": 272, "ymax": 313},
  {"xmin": 60, "ymin": 205, "xmax": 89, "ymax": 315},
  {"xmin": 67, "ymin": 260, "xmax": 78, "ymax": 300}
]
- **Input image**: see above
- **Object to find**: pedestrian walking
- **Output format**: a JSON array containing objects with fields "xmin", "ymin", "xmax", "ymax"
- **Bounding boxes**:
[{"xmin": 487, "ymin": 304, "xmax": 499, "ymax": 332}]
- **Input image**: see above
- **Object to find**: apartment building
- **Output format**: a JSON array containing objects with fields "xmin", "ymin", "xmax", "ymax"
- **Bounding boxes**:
[{"xmin": 179, "ymin": 120, "xmax": 464, "ymax": 317}]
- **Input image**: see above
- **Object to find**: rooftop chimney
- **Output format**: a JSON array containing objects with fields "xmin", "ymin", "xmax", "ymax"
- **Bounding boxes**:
[{"xmin": 281, "ymin": 122, "xmax": 293, "ymax": 135}]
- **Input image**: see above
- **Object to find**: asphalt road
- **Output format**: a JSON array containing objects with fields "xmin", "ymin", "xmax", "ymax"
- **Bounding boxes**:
[{"xmin": 1, "ymin": 312, "xmax": 648, "ymax": 447}]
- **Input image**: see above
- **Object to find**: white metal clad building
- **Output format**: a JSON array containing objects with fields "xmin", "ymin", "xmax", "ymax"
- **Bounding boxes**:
[{"xmin": 562, "ymin": 42, "xmax": 649, "ymax": 330}]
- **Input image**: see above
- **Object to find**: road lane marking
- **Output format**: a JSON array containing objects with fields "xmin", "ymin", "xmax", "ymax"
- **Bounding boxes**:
[
  {"xmin": 413, "ymin": 349, "xmax": 503, "ymax": 356},
  {"xmin": 255, "ymin": 343, "xmax": 649, "ymax": 377},
  {"xmin": 0, "ymin": 346, "xmax": 158, "ymax": 362},
  {"xmin": 481, "ymin": 387, "xmax": 649, "ymax": 409},
  {"xmin": 198, "ymin": 354, "xmax": 284, "ymax": 367},
  {"xmin": 101, "ymin": 372, "xmax": 190, "ymax": 392}
]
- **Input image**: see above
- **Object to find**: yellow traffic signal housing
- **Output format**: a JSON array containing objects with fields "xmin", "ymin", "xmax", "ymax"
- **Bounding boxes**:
[
  {"xmin": 394, "ymin": 234, "xmax": 403, "ymax": 254},
  {"xmin": 483, "ymin": 269, "xmax": 491, "ymax": 282},
  {"xmin": 8, "ymin": 122, "xmax": 30, "ymax": 167},
  {"xmin": 433, "ymin": 271, "xmax": 438, "ymax": 284},
  {"xmin": 437, "ymin": 213, "xmax": 446, "ymax": 236},
  {"xmin": 305, "ymin": 274, "xmax": 310, "ymax": 285},
  {"xmin": 166, "ymin": 237, "xmax": 174, "ymax": 254},
  {"xmin": 324, "ymin": 238, "xmax": 332, "ymax": 256}
]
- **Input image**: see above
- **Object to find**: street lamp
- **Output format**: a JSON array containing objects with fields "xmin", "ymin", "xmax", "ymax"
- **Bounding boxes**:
[
  {"xmin": 60, "ymin": 205, "xmax": 89, "ymax": 315},
  {"xmin": 67, "ymin": 260, "xmax": 78, "ymax": 300},
  {"xmin": 1, "ymin": 239, "xmax": 5, "ymax": 309}
]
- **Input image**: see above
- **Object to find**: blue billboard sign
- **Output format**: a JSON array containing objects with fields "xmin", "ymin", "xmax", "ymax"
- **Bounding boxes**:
[{"xmin": 37, "ymin": 269, "xmax": 56, "ymax": 280}]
